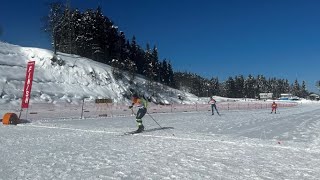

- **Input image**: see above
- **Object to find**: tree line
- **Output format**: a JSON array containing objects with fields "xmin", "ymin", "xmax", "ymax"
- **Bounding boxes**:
[
  {"xmin": 174, "ymin": 72, "xmax": 309, "ymax": 99},
  {"xmin": 43, "ymin": 3, "xmax": 174, "ymax": 86}
]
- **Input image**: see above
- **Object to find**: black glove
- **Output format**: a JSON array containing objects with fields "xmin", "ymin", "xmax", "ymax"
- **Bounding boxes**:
[{"xmin": 129, "ymin": 105, "xmax": 133, "ymax": 109}]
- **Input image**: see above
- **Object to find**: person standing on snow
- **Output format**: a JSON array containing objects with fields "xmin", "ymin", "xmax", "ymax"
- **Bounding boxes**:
[
  {"xmin": 129, "ymin": 93, "xmax": 148, "ymax": 132},
  {"xmin": 271, "ymin": 101, "xmax": 278, "ymax": 114},
  {"xmin": 208, "ymin": 96, "xmax": 220, "ymax": 115}
]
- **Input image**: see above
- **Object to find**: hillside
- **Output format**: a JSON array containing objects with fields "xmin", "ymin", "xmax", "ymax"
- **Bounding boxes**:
[{"xmin": 0, "ymin": 41, "xmax": 200, "ymax": 108}]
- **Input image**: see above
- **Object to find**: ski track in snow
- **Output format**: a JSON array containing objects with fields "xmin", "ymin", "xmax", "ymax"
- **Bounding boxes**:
[{"xmin": 1, "ymin": 104, "xmax": 320, "ymax": 179}]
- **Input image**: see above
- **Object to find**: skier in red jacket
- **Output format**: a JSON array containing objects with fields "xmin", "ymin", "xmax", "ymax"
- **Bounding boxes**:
[{"xmin": 271, "ymin": 101, "xmax": 277, "ymax": 114}]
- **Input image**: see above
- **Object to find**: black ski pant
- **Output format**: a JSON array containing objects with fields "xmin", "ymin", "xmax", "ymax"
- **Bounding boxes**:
[
  {"xmin": 211, "ymin": 104, "xmax": 219, "ymax": 114},
  {"xmin": 136, "ymin": 108, "xmax": 147, "ymax": 125}
]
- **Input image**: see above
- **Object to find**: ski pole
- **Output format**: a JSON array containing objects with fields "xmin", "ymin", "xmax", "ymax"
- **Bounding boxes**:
[
  {"xmin": 130, "ymin": 108, "xmax": 136, "ymax": 115},
  {"xmin": 147, "ymin": 112, "xmax": 162, "ymax": 128}
]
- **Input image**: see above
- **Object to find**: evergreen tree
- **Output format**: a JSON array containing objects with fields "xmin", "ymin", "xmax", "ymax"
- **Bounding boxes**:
[
  {"xmin": 225, "ymin": 77, "xmax": 236, "ymax": 98},
  {"xmin": 82, "ymin": 10, "xmax": 95, "ymax": 57},
  {"xmin": 219, "ymin": 81, "xmax": 227, "ymax": 97},
  {"xmin": 144, "ymin": 43, "xmax": 153, "ymax": 79},
  {"xmin": 300, "ymin": 81, "xmax": 308, "ymax": 98},
  {"xmin": 268, "ymin": 78, "xmax": 277, "ymax": 98},
  {"xmin": 91, "ymin": 7, "xmax": 108, "ymax": 62},
  {"xmin": 256, "ymin": 75, "xmax": 268, "ymax": 93},
  {"xmin": 151, "ymin": 46, "xmax": 160, "ymax": 82},
  {"xmin": 209, "ymin": 77, "xmax": 220, "ymax": 96},
  {"xmin": 69, "ymin": 9, "xmax": 86, "ymax": 57},
  {"xmin": 106, "ymin": 23, "xmax": 120, "ymax": 63},
  {"xmin": 129, "ymin": 36, "xmax": 145, "ymax": 75},
  {"xmin": 167, "ymin": 61, "xmax": 174, "ymax": 87},
  {"xmin": 144, "ymin": 43, "xmax": 155, "ymax": 90},
  {"xmin": 291, "ymin": 79, "xmax": 300, "ymax": 96},
  {"xmin": 160, "ymin": 59, "xmax": 169, "ymax": 84},
  {"xmin": 69, "ymin": 9, "xmax": 82, "ymax": 55},
  {"xmin": 284, "ymin": 79, "xmax": 290, "ymax": 93},
  {"xmin": 57, "ymin": 7, "xmax": 74, "ymax": 54},
  {"xmin": 244, "ymin": 75, "xmax": 256, "ymax": 98},
  {"xmin": 234, "ymin": 75, "xmax": 244, "ymax": 98},
  {"xmin": 118, "ymin": 31, "xmax": 128, "ymax": 63},
  {"xmin": 173, "ymin": 71, "xmax": 199, "ymax": 94},
  {"xmin": 44, "ymin": 2, "xmax": 65, "ymax": 54}
]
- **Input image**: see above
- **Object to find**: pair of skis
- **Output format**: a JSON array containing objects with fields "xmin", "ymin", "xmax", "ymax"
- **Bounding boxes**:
[
  {"xmin": 212, "ymin": 113, "xmax": 221, "ymax": 116},
  {"xmin": 123, "ymin": 130, "xmax": 143, "ymax": 135},
  {"xmin": 122, "ymin": 127, "xmax": 174, "ymax": 136}
]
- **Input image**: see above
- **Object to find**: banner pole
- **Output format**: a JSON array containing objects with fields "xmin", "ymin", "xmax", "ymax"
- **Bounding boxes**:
[
  {"xmin": 25, "ymin": 108, "xmax": 29, "ymax": 120},
  {"xmin": 18, "ymin": 108, "xmax": 23, "ymax": 119}
]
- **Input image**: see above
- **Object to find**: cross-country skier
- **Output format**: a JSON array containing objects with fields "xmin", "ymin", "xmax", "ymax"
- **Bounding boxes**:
[
  {"xmin": 129, "ymin": 93, "xmax": 148, "ymax": 133},
  {"xmin": 271, "ymin": 101, "xmax": 277, "ymax": 114},
  {"xmin": 208, "ymin": 96, "xmax": 220, "ymax": 115}
]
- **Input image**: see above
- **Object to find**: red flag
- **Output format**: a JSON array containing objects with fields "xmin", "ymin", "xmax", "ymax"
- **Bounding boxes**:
[{"xmin": 21, "ymin": 61, "xmax": 35, "ymax": 108}]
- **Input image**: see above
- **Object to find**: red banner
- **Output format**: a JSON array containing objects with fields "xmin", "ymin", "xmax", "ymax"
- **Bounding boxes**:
[{"xmin": 21, "ymin": 61, "xmax": 35, "ymax": 108}]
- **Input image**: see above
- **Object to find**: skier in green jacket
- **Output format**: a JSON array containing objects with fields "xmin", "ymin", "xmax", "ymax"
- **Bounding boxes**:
[{"xmin": 129, "ymin": 93, "xmax": 148, "ymax": 132}]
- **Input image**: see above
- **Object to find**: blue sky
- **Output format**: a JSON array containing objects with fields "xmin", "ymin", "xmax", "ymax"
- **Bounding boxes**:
[{"xmin": 1, "ymin": 0, "xmax": 320, "ymax": 92}]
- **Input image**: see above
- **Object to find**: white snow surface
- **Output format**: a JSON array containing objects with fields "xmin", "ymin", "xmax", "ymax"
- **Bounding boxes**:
[
  {"xmin": 1, "ymin": 41, "xmax": 320, "ymax": 179},
  {"xmin": 1, "ymin": 104, "xmax": 320, "ymax": 179}
]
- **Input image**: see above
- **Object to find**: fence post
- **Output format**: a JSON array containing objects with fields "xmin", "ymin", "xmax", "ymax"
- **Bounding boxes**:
[{"xmin": 80, "ymin": 98, "xmax": 85, "ymax": 119}]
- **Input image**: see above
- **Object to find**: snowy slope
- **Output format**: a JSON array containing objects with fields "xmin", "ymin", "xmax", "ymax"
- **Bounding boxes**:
[{"xmin": 0, "ymin": 41, "xmax": 198, "ymax": 108}]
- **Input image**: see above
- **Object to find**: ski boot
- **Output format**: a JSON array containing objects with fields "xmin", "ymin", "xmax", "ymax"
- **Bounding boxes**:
[{"xmin": 136, "ymin": 124, "xmax": 144, "ymax": 133}]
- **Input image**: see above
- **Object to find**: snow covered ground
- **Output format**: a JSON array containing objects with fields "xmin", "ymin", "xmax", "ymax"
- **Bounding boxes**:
[{"xmin": 1, "ymin": 103, "xmax": 320, "ymax": 179}]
